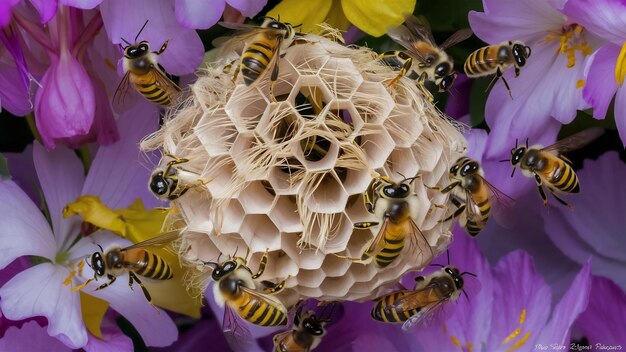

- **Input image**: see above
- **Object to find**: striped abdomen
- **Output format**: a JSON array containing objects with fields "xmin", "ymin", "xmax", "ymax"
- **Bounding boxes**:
[
  {"xmin": 234, "ymin": 290, "xmax": 287, "ymax": 326},
  {"xmin": 128, "ymin": 249, "xmax": 173, "ymax": 280},
  {"xmin": 371, "ymin": 291, "xmax": 419, "ymax": 323},
  {"xmin": 376, "ymin": 235, "xmax": 405, "ymax": 268},
  {"xmin": 464, "ymin": 45, "xmax": 504, "ymax": 77},
  {"xmin": 241, "ymin": 33, "xmax": 278, "ymax": 85},
  {"xmin": 543, "ymin": 158, "xmax": 580, "ymax": 193},
  {"xmin": 132, "ymin": 71, "xmax": 172, "ymax": 105},
  {"xmin": 466, "ymin": 177, "xmax": 491, "ymax": 236}
]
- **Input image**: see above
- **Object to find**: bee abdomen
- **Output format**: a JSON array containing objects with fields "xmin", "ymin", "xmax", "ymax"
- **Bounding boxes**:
[
  {"xmin": 371, "ymin": 293, "xmax": 418, "ymax": 322},
  {"xmin": 136, "ymin": 82, "xmax": 171, "ymax": 105},
  {"xmin": 375, "ymin": 237, "xmax": 404, "ymax": 267},
  {"xmin": 135, "ymin": 250, "xmax": 173, "ymax": 280},
  {"xmin": 552, "ymin": 164, "xmax": 580, "ymax": 193},
  {"xmin": 239, "ymin": 293, "xmax": 287, "ymax": 326},
  {"xmin": 241, "ymin": 41, "xmax": 276, "ymax": 85},
  {"xmin": 464, "ymin": 47, "xmax": 498, "ymax": 77}
]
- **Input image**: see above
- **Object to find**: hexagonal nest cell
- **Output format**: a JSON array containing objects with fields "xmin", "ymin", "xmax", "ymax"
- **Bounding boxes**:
[{"xmin": 141, "ymin": 33, "xmax": 467, "ymax": 302}]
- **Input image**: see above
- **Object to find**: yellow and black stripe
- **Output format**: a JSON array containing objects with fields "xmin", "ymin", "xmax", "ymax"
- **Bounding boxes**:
[
  {"xmin": 549, "ymin": 162, "xmax": 580, "ymax": 193},
  {"xmin": 135, "ymin": 80, "xmax": 171, "ymax": 105},
  {"xmin": 466, "ymin": 199, "xmax": 490, "ymax": 237},
  {"xmin": 371, "ymin": 291, "xmax": 419, "ymax": 323},
  {"xmin": 236, "ymin": 293, "xmax": 288, "ymax": 326},
  {"xmin": 375, "ymin": 237, "xmax": 405, "ymax": 268},
  {"xmin": 464, "ymin": 46, "xmax": 500, "ymax": 77},
  {"xmin": 241, "ymin": 34, "xmax": 278, "ymax": 86},
  {"xmin": 134, "ymin": 249, "xmax": 173, "ymax": 280}
]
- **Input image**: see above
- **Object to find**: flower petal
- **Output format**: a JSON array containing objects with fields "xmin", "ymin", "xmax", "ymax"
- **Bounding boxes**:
[
  {"xmin": 463, "ymin": 128, "xmax": 488, "ymax": 161},
  {"xmin": 151, "ymin": 315, "xmax": 230, "ymax": 352},
  {"xmin": 0, "ymin": 321, "xmax": 71, "ymax": 352},
  {"xmin": 0, "ymin": 264, "xmax": 87, "ymax": 348},
  {"xmin": 583, "ymin": 44, "xmax": 620, "ymax": 119},
  {"xmin": 575, "ymin": 276, "xmax": 626, "ymax": 346},
  {"xmin": 0, "ymin": 181, "xmax": 57, "ymax": 267},
  {"xmin": 33, "ymin": 142, "xmax": 84, "ymax": 248},
  {"xmin": 535, "ymin": 260, "xmax": 591, "ymax": 346},
  {"xmin": 34, "ymin": 51, "xmax": 96, "ymax": 149},
  {"xmin": 28, "ymin": 0, "xmax": 58, "ymax": 23},
  {"xmin": 0, "ymin": 55, "xmax": 33, "ymax": 116},
  {"xmin": 59, "ymin": 0, "xmax": 102, "ymax": 10},
  {"xmin": 225, "ymin": 0, "xmax": 267, "ymax": 17},
  {"xmin": 469, "ymin": 0, "xmax": 564, "ymax": 44},
  {"xmin": 562, "ymin": 0, "xmax": 626, "ymax": 45},
  {"xmin": 266, "ymin": 0, "xmax": 332, "ymax": 35},
  {"xmin": 0, "ymin": 0, "xmax": 19, "ymax": 27},
  {"xmin": 100, "ymin": 0, "xmax": 204, "ymax": 75},
  {"xmin": 3, "ymin": 145, "xmax": 39, "ymax": 204},
  {"xmin": 174, "ymin": 0, "xmax": 224, "ymax": 29},
  {"xmin": 82, "ymin": 100, "xmax": 160, "ymax": 209},
  {"xmin": 84, "ymin": 320, "xmax": 133, "ymax": 352},
  {"xmin": 342, "ymin": 0, "xmax": 416, "ymax": 37},
  {"xmin": 614, "ymin": 82, "xmax": 626, "ymax": 146}
]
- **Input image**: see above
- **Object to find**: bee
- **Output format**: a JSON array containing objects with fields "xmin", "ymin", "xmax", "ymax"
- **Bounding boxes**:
[
  {"xmin": 508, "ymin": 127, "xmax": 604, "ymax": 206},
  {"xmin": 113, "ymin": 20, "xmax": 181, "ymax": 107},
  {"xmin": 336, "ymin": 175, "xmax": 433, "ymax": 268},
  {"xmin": 207, "ymin": 250, "xmax": 289, "ymax": 335},
  {"xmin": 272, "ymin": 307, "xmax": 328, "ymax": 352},
  {"xmin": 149, "ymin": 153, "xmax": 209, "ymax": 200},
  {"xmin": 75, "ymin": 231, "xmax": 179, "ymax": 303},
  {"xmin": 216, "ymin": 17, "xmax": 299, "ymax": 98},
  {"xmin": 464, "ymin": 41, "xmax": 532, "ymax": 98},
  {"xmin": 382, "ymin": 15, "xmax": 472, "ymax": 99},
  {"xmin": 434, "ymin": 157, "xmax": 513, "ymax": 236},
  {"xmin": 371, "ymin": 264, "xmax": 475, "ymax": 330}
]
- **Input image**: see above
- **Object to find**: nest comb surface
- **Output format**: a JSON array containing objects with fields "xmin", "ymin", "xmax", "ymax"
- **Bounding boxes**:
[{"xmin": 143, "ymin": 35, "xmax": 467, "ymax": 302}]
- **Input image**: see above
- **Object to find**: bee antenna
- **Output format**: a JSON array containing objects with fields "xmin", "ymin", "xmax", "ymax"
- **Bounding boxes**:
[
  {"xmin": 233, "ymin": 246, "xmax": 239, "ymax": 258},
  {"xmin": 499, "ymin": 158, "xmax": 510, "ymax": 163},
  {"xmin": 446, "ymin": 249, "xmax": 450, "ymax": 265},
  {"xmin": 120, "ymin": 37, "xmax": 131, "ymax": 46},
  {"xmin": 462, "ymin": 289, "xmax": 470, "ymax": 303},
  {"xmin": 203, "ymin": 261, "xmax": 218, "ymax": 268},
  {"xmin": 97, "ymin": 244, "xmax": 103, "ymax": 252},
  {"xmin": 510, "ymin": 168, "xmax": 516, "ymax": 178},
  {"xmin": 135, "ymin": 20, "xmax": 149, "ymax": 43},
  {"xmin": 514, "ymin": 138, "xmax": 518, "ymax": 148},
  {"xmin": 216, "ymin": 253, "xmax": 222, "ymax": 263},
  {"xmin": 461, "ymin": 271, "xmax": 477, "ymax": 277},
  {"xmin": 429, "ymin": 263, "xmax": 444, "ymax": 268},
  {"xmin": 525, "ymin": 138, "xmax": 529, "ymax": 148}
]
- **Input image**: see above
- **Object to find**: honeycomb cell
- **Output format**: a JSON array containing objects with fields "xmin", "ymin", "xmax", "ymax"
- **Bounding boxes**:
[
  {"xmin": 237, "ymin": 181, "xmax": 277, "ymax": 214},
  {"xmin": 352, "ymin": 81, "xmax": 394, "ymax": 125},
  {"xmin": 239, "ymin": 214, "xmax": 281, "ymax": 252},
  {"xmin": 358, "ymin": 128, "xmax": 395, "ymax": 169},
  {"xmin": 268, "ymin": 196, "xmax": 302, "ymax": 233}
]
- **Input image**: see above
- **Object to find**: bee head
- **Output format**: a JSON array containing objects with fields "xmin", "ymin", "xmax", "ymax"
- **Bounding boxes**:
[
  {"xmin": 300, "ymin": 311, "xmax": 325, "ymax": 336},
  {"xmin": 211, "ymin": 260, "xmax": 238, "ymax": 281},
  {"xmin": 449, "ymin": 161, "xmax": 462, "ymax": 177},
  {"xmin": 460, "ymin": 160, "xmax": 480, "ymax": 177},
  {"xmin": 90, "ymin": 251, "xmax": 106, "ymax": 277},
  {"xmin": 438, "ymin": 72, "xmax": 457, "ymax": 92},
  {"xmin": 149, "ymin": 171, "xmax": 170, "ymax": 196},
  {"xmin": 512, "ymin": 42, "xmax": 531, "ymax": 67},
  {"xmin": 381, "ymin": 181, "xmax": 410, "ymax": 199},
  {"xmin": 125, "ymin": 41, "xmax": 150, "ymax": 59},
  {"xmin": 510, "ymin": 147, "xmax": 526, "ymax": 166},
  {"xmin": 444, "ymin": 266, "xmax": 464, "ymax": 290}
]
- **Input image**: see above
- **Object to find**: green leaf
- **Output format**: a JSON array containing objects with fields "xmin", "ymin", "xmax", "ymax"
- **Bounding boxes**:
[{"xmin": 0, "ymin": 153, "xmax": 9, "ymax": 179}]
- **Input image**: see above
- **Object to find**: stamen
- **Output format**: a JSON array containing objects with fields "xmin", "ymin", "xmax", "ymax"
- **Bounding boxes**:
[
  {"xmin": 502, "ymin": 309, "xmax": 530, "ymax": 351},
  {"xmin": 544, "ymin": 24, "xmax": 591, "ymax": 68},
  {"xmin": 506, "ymin": 332, "xmax": 531, "ymax": 352},
  {"xmin": 615, "ymin": 42, "xmax": 626, "ymax": 86},
  {"xmin": 576, "ymin": 80, "xmax": 585, "ymax": 89},
  {"xmin": 450, "ymin": 335, "xmax": 462, "ymax": 348}
]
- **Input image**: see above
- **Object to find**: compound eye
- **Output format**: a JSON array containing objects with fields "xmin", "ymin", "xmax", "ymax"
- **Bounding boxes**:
[
  {"xmin": 440, "ymin": 74, "xmax": 455, "ymax": 91},
  {"xmin": 398, "ymin": 184, "xmax": 410, "ymax": 196},
  {"xmin": 383, "ymin": 186, "xmax": 396, "ymax": 197},
  {"xmin": 435, "ymin": 63, "xmax": 450, "ymax": 77},
  {"xmin": 138, "ymin": 43, "xmax": 149, "ymax": 52}
]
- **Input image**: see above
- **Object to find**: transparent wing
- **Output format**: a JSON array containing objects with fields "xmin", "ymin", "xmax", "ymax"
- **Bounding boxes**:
[
  {"xmin": 386, "ymin": 25, "xmax": 428, "ymax": 63},
  {"xmin": 402, "ymin": 15, "xmax": 436, "ymax": 46},
  {"xmin": 239, "ymin": 285, "xmax": 288, "ymax": 316},
  {"xmin": 439, "ymin": 28, "xmax": 473, "ymax": 50},
  {"xmin": 401, "ymin": 299, "xmax": 448, "ymax": 331},
  {"xmin": 365, "ymin": 218, "xmax": 391, "ymax": 258},
  {"xmin": 463, "ymin": 190, "xmax": 486, "ymax": 228},
  {"xmin": 542, "ymin": 127, "xmax": 604, "ymax": 154},
  {"xmin": 152, "ymin": 66, "xmax": 182, "ymax": 105},
  {"xmin": 122, "ymin": 231, "xmax": 180, "ymax": 251},
  {"xmin": 407, "ymin": 218, "xmax": 434, "ymax": 266},
  {"xmin": 223, "ymin": 304, "xmax": 253, "ymax": 351},
  {"xmin": 213, "ymin": 26, "xmax": 286, "ymax": 56},
  {"xmin": 112, "ymin": 71, "xmax": 135, "ymax": 111}
]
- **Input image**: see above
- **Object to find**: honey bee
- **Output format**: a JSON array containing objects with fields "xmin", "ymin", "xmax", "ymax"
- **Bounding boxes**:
[
  {"xmin": 434, "ymin": 157, "xmax": 513, "ymax": 236},
  {"xmin": 205, "ymin": 249, "xmax": 289, "ymax": 349},
  {"xmin": 371, "ymin": 264, "xmax": 475, "ymax": 330},
  {"xmin": 272, "ymin": 307, "xmax": 328, "ymax": 352},
  {"xmin": 76, "ymin": 231, "xmax": 179, "ymax": 303},
  {"xmin": 508, "ymin": 127, "xmax": 604, "ymax": 206},
  {"xmin": 216, "ymin": 17, "xmax": 299, "ymax": 98},
  {"xmin": 382, "ymin": 15, "xmax": 472, "ymax": 99},
  {"xmin": 336, "ymin": 175, "xmax": 433, "ymax": 268},
  {"xmin": 464, "ymin": 41, "xmax": 532, "ymax": 98},
  {"xmin": 149, "ymin": 153, "xmax": 209, "ymax": 200},
  {"xmin": 113, "ymin": 20, "xmax": 181, "ymax": 107}
]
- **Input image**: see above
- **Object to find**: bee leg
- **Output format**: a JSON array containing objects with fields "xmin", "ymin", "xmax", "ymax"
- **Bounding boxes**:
[
  {"xmin": 95, "ymin": 274, "xmax": 116, "ymax": 291},
  {"xmin": 440, "ymin": 182, "xmax": 462, "ymax": 194},
  {"xmin": 441, "ymin": 201, "xmax": 465, "ymax": 222},
  {"xmin": 354, "ymin": 222, "xmax": 379, "ymax": 229},
  {"xmin": 231, "ymin": 64, "xmax": 241, "ymax": 84},
  {"xmin": 549, "ymin": 189, "xmax": 572, "ymax": 208},
  {"xmin": 129, "ymin": 271, "xmax": 152, "ymax": 303},
  {"xmin": 262, "ymin": 275, "xmax": 290, "ymax": 294},
  {"xmin": 534, "ymin": 174, "xmax": 549, "ymax": 206},
  {"xmin": 269, "ymin": 62, "xmax": 280, "ymax": 102},
  {"xmin": 416, "ymin": 72, "xmax": 434, "ymax": 102},
  {"xmin": 413, "ymin": 276, "xmax": 428, "ymax": 290},
  {"xmin": 155, "ymin": 40, "xmax": 170, "ymax": 55},
  {"xmin": 514, "ymin": 66, "xmax": 520, "ymax": 77},
  {"xmin": 387, "ymin": 57, "xmax": 412, "ymax": 87},
  {"xmin": 251, "ymin": 248, "xmax": 270, "ymax": 279},
  {"xmin": 163, "ymin": 153, "xmax": 189, "ymax": 165},
  {"xmin": 560, "ymin": 155, "xmax": 574, "ymax": 165}
]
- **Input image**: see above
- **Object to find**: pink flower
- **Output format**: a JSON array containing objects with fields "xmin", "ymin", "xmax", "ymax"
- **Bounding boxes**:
[{"xmin": 174, "ymin": 0, "xmax": 267, "ymax": 29}]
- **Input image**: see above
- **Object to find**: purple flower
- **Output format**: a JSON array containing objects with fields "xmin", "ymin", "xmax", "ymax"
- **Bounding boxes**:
[
  {"xmin": 0, "ymin": 101, "xmax": 175, "ymax": 349},
  {"xmin": 542, "ymin": 152, "xmax": 626, "ymax": 290},
  {"xmin": 174, "ymin": 0, "xmax": 267, "ymax": 29},
  {"xmin": 469, "ymin": 0, "xmax": 602, "ymax": 196},
  {"xmin": 562, "ymin": 0, "xmax": 626, "ymax": 145},
  {"xmin": 0, "ymin": 321, "xmax": 71, "ymax": 352},
  {"xmin": 0, "ymin": 23, "xmax": 33, "ymax": 116},
  {"xmin": 414, "ymin": 232, "xmax": 592, "ymax": 352}
]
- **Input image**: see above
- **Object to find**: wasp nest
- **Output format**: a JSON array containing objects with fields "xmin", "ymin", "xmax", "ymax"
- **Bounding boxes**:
[{"xmin": 142, "ymin": 33, "xmax": 466, "ymax": 302}]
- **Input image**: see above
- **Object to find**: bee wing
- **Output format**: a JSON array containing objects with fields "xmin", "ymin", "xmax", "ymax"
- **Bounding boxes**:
[
  {"xmin": 407, "ymin": 218, "xmax": 434, "ymax": 266},
  {"xmin": 463, "ymin": 190, "xmax": 486, "ymax": 228},
  {"xmin": 439, "ymin": 28, "xmax": 473, "ymax": 50},
  {"xmin": 364, "ymin": 218, "xmax": 392, "ymax": 258},
  {"xmin": 223, "ymin": 304, "xmax": 254, "ymax": 351},
  {"xmin": 401, "ymin": 299, "xmax": 450, "ymax": 331},
  {"xmin": 122, "ymin": 230, "xmax": 180, "ymax": 251},
  {"xmin": 541, "ymin": 127, "xmax": 604, "ymax": 154},
  {"xmin": 112, "ymin": 71, "xmax": 135, "ymax": 112},
  {"xmin": 401, "ymin": 15, "xmax": 436, "ymax": 46},
  {"xmin": 386, "ymin": 24, "xmax": 429, "ymax": 63},
  {"xmin": 213, "ymin": 26, "xmax": 286, "ymax": 56},
  {"xmin": 239, "ymin": 285, "xmax": 288, "ymax": 315},
  {"xmin": 152, "ymin": 66, "xmax": 182, "ymax": 105}
]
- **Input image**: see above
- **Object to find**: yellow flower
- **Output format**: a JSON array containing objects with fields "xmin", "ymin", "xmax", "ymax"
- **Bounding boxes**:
[
  {"xmin": 64, "ymin": 196, "xmax": 202, "ymax": 322},
  {"xmin": 267, "ymin": 0, "xmax": 416, "ymax": 37}
]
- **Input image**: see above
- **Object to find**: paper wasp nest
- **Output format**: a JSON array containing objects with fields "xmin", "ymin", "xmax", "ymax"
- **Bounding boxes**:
[{"xmin": 142, "ymin": 33, "xmax": 466, "ymax": 302}]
